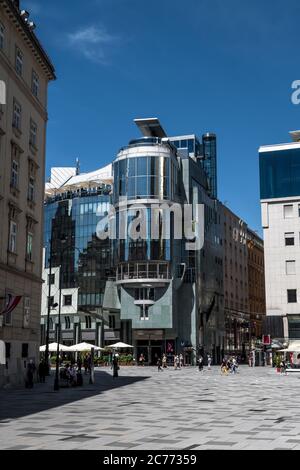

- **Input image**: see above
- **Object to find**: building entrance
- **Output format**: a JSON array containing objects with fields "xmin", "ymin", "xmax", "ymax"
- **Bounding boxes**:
[{"xmin": 136, "ymin": 340, "xmax": 163, "ymax": 365}]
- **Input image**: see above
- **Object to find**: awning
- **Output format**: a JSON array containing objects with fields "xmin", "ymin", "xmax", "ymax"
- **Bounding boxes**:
[
  {"xmin": 40, "ymin": 343, "xmax": 71, "ymax": 352},
  {"xmin": 106, "ymin": 342, "xmax": 134, "ymax": 349},
  {"xmin": 68, "ymin": 342, "xmax": 105, "ymax": 352},
  {"xmin": 279, "ymin": 341, "xmax": 300, "ymax": 352}
]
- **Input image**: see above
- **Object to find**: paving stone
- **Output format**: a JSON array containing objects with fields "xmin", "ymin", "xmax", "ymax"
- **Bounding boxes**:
[{"xmin": 1, "ymin": 366, "xmax": 300, "ymax": 450}]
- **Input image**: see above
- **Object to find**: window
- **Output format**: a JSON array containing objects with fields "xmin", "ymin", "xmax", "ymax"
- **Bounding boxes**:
[
  {"xmin": 48, "ymin": 274, "xmax": 55, "ymax": 285},
  {"xmin": 15, "ymin": 47, "xmax": 23, "ymax": 76},
  {"xmin": 12, "ymin": 99, "xmax": 21, "ymax": 130},
  {"xmin": 284, "ymin": 205, "xmax": 293, "ymax": 219},
  {"xmin": 21, "ymin": 343, "xmax": 28, "ymax": 358},
  {"xmin": 48, "ymin": 296, "xmax": 54, "ymax": 308},
  {"xmin": 288, "ymin": 316, "xmax": 300, "ymax": 339},
  {"xmin": 23, "ymin": 297, "xmax": 30, "ymax": 328},
  {"xmin": 0, "ymin": 22, "xmax": 4, "ymax": 50},
  {"xmin": 64, "ymin": 316, "xmax": 71, "ymax": 329},
  {"xmin": 287, "ymin": 289, "xmax": 297, "ymax": 303},
  {"xmin": 29, "ymin": 119, "xmax": 37, "ymax": 147},
  {"xmin": 109, "ymin": 315, "xmax": 116, "ymax": 329},
  {"xmin": 26, "ymin": 232, "xmax": 33, "ymax": 260},
  {"xmin": 286, "ymin": 260, "xmax": 296, "ymax": 275},
  {"xmin": 9, "ymin": 221, "xmax": 17, "ymax": 253},
  {"xmin": 11, "ymin": 160, "xmax": 18, "ymax": 188},
  {"xmin": 5, "ymin": 343, "xmax": 11, "ymax": 359},
  {"xmin": 31, "ymin": 70, "xmax": 39, "ymax": 97},
  {"xmin": 285, "ymin": 232, "xmax": 295, "ymax": 246},
  {"xmin": 85, "ymin": 316, "xmax": 92, "ymax": 329},
  {"xmin": 140, "ymin": 306, "xmax": 149, "ymax": 320},
  {"xmin": 63, "ymin": 295, "xmax": 72, "ymax": 306},
  {"xmin": 28, "ymin": 176, "xmax": 35, "ymax": 202}
]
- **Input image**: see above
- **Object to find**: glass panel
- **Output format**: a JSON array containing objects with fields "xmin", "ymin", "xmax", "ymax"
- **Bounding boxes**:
[
  {"xmin": 128, "ymin": 158, "xmax": 136, "ymax": 177},
  {"xmin": 286, "ymin": 260, "xmax": 296, "ymax": 275},
  {"xmin": 260, "ymin": 148, "xmax": 300, "ymax": 199},
  {"xmin": 136, "ymin": 177, "xmax": 147, "ymax": 197},
  {"xmin": 127, "ymin": 177, "xmax": 136, "ymax": 198},
  {"xmin": 284, "ymin": 205, "xmax": 293, "ymax": 218},
  {"xmin": 164, "ymin": 158, "xmax": 170, "ymax": 178},
  {"xmin": 137, "ymin": 157, "xmax": 148, "ymax": 176}
]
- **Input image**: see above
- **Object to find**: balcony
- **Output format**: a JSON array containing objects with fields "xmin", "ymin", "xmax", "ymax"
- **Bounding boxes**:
[{"xmin": 116, "ymin": 262, "xmax": 172, "ymax": 286}]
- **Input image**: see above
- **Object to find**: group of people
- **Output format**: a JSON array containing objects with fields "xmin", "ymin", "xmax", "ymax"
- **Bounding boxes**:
[
  {"xmin": 221, "ymin": 356, "xmax": 239, "ymax": 375},
  {"xmin": 157, "ymin": 353, "xmax": 182, "ymax": 371},
  {"xmin": 59, "ymin": 363, "xmax": 83, "ymax": 386}
]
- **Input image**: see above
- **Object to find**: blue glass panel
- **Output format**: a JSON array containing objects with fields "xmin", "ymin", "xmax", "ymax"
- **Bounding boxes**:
[
  {"xmin": 136, "ymin": 177, "xmax": 148, "ymax": 197},
  {"xmin": 260, "ymin": 148, "xmax": 300, "ymax": 199},
  {"xmin": 128, "ymin": 158, "xmax": 136, "ymax": 178},
  {"xmin": 137, "ymin": 157, "xmax": 148, "ymax": 176}
]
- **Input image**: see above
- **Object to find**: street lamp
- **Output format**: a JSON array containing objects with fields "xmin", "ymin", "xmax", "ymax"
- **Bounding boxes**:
[
  {"xmin": 44, "ymin": 220, "xmax": 54, "ymax": 375},
  {"xmin": 54, "ymin": 261, "xmax": 64, "ymax": 391}
]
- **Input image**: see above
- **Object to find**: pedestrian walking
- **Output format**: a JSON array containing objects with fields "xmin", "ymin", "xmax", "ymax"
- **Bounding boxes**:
[
  {"xmin": 174, "ymin": 354, "xmax": 180, "ymax": 370},
  {"xmin": 38, "ymin": 360, "xmax": 46, "ymax": 383},
  {"xmin": 221, "ymin": 358, "xmax": 228, "ymax": 375},
  {"xmin": 25, "ymin": 360, "xmax": 36, "ymax": 388},
  {"xmin": 112, "ymin": 355, "xmax": 119, "ymax": 378},
  {"xmin": 139, "ymin": 353, "xmax": 145, "ymax": 366},
  {"xmin": 207, "ymin": 354, "xmax": 212, "ymax": 370},
  {"xmin": 198, "ymin": 355, "xmax": 204, "ymax": 372},
  {"xmin": 179, "ymin": 353, "xmax": 184, "ymax": 368},
  {"xmin": 162, "ymin": 353, "xmax": 167, "ymax": 369},
  {"xmin": 157, "ymin": 357, "xmax": 163, "ymax": 371}
]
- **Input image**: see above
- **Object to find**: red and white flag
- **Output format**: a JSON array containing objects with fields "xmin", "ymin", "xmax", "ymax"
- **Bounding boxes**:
[{"xmin": 0, "ymin": 294, "xmax": 22, "ymax": 316}]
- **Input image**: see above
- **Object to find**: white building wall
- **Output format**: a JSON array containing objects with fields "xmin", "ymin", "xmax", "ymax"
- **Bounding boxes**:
[{"xmin": 262, "ymin": 198, "xmax": 300, "ymax": 338}]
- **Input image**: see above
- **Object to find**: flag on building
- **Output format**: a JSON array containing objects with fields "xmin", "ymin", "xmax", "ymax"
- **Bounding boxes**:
[{"xmin": 0, "ymin": 294, "xmax": 22, "ymax": 316}]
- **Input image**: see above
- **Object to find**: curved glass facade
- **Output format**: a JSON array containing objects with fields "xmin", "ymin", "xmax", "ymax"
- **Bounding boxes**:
[
  {"xmin": 114, "ymin": 155, "xmax": 179, "ymax": 202},
  {"xmin": 114, "ymin": 207, "xmax": 172, "ymax": 263},
  {"xmin": 44, "ymin": 192, "xmax": 111, "ymax": 309}
]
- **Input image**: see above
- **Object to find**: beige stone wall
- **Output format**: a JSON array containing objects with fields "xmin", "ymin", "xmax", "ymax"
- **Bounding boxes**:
[{"xmin": 0, "ymin": 2, "xmax": 54, "ymax": 387}]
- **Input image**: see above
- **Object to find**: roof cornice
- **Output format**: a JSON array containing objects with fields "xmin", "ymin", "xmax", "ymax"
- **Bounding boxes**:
[{"xmin": 0, "ymin": 0, "xmax": 56, "ymax": 80}]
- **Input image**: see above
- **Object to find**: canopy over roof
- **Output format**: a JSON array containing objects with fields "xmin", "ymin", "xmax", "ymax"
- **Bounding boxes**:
[
  {"xmin": 45, "ymin": 163, "xmax": 113, "ymax": 197},
  {"xmin": 134, "ymin": 118, "xmax": 167, "ymax": 138}
]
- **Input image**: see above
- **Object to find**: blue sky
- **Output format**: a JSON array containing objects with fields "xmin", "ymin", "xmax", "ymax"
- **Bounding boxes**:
[{"xmin": 23, "ymin": 0, "xmax": 300, "ymax": 233}]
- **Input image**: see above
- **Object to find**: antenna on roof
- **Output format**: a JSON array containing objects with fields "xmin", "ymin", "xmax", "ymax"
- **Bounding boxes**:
[{"xmin": 76, "ymin": 158, "xmax": 80, "ymax": 175}]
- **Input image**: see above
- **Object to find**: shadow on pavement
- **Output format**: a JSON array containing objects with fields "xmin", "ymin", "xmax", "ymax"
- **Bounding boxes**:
[{"xmin": 0, "ymin": 370, "xmax": 149, "ymax": 422}]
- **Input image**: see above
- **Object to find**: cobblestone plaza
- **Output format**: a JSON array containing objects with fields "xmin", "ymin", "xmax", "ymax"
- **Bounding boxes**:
[{"xmin": 1, "ymin": 366, "xmax": 300, "ymax": 450}]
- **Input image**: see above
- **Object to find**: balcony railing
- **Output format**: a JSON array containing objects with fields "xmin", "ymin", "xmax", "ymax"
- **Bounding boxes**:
[{"xmin": 116, "ymin": 262, "xmax": 171, "ymax": 282}]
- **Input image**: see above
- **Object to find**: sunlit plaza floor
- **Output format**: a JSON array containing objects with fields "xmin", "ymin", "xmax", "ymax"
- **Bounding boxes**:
[{"xmin": 1, "ymin": 365, "xmax": 300, "ymax": 450}]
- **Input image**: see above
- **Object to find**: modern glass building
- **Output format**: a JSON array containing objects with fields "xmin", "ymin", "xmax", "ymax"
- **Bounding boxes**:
[
  {"xmin": 40, "ymin": 165, "xmax": 123, "ymax": 347},
  {"xmin": 108, "ymin": 118, "xmax": 224, "ymax": 364}
]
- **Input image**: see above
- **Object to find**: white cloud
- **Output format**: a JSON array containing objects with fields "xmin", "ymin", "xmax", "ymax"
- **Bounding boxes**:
[{"xmin": 67, "ymin": 25, "xmax": 117, "ymax": 64}]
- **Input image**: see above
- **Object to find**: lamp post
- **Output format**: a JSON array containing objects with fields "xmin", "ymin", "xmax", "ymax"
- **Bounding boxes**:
[
  {"xmin": 45, "ymin": 220, "xmax": 54, "ymax": 375},
  {"xmin": 54, "ymin": 265, "xmax": 63, "ymax": 391}
]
